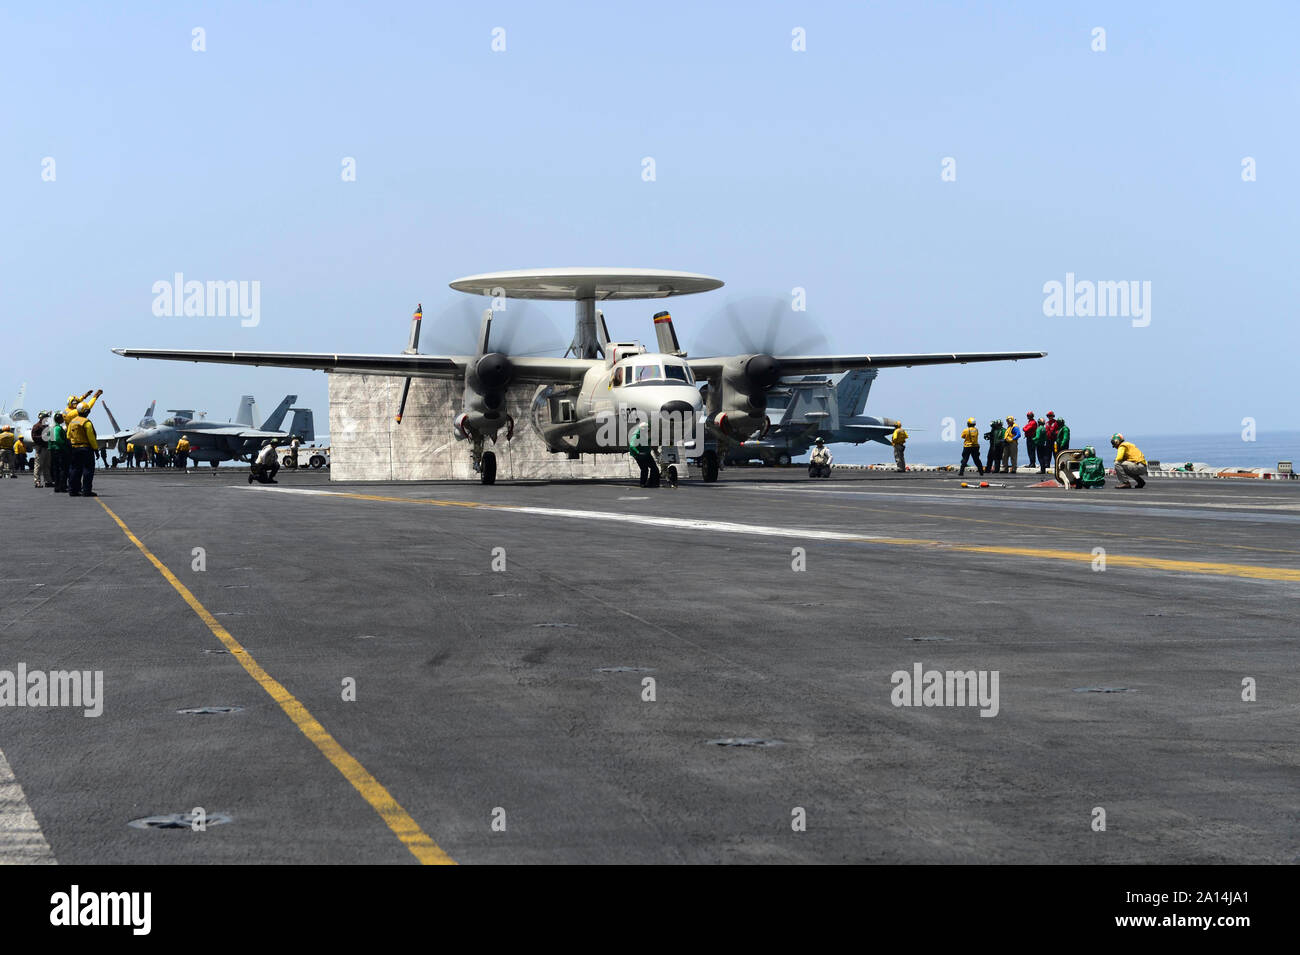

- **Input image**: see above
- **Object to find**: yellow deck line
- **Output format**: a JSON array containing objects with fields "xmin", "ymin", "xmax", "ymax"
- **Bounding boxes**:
[{"xmin": 99, "ymin": 500, "xmax": 454, "ymax": 865}]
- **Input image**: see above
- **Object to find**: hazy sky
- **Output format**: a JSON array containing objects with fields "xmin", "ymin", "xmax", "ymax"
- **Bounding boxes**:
[{"xmin": 2, "ymin": 2, "xmax": 1296, "ymax": 437}]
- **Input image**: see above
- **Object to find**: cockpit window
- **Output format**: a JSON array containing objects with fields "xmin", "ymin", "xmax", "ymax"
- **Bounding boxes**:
[
  {"xmin": 163, "ymin": 417, "xmax": 176, "ymax": 427},
  {"xmin": 611, "ymin": 367, "xmax": 623, "ymax": 387},
  {"xmin": 663, "ymin": 363, "xmax": 691, "ymax": 384},
  {"xmin": 634, "ymin": 364, "xmax": 660, "ymax": 382}
]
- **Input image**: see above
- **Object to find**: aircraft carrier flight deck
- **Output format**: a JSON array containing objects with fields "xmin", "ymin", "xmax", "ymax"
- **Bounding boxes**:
[{"xmin": 2, "ymin": 467, "xmax": 1297, "ymax": 865}]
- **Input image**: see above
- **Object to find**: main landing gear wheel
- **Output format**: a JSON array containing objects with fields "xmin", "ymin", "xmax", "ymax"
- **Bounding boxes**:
[
  {"xmin": 776, "ymin": 452, "xmax": 792, "ymax": 466},
  {"xmin": 701, "ymin": 449, "xmax": 719, "ymax": 483},
  {"xmin": 665, "ymin": 464, "xmax": 678, "ymax": 488},
  {"xmin": 480, "ymin": 451, "xmax": 497, "ymax": 485}
]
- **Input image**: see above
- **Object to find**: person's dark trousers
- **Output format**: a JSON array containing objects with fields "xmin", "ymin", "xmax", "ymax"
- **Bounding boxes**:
[
  {"xmin": 70, "ymin": 447, "xmax": 95, "ymax": 495},
  {"xmin": 634, "ymin": 452, "xmax": 659, "ymax": 488},
  {"xmin": 67, "ymin": 449, "xmax": 83, "ymax": 494},
  {"xmin": 960, "ymin": 447, "xmax": 984, "ymax": 476},
  {"xmin": 176, "ymin": 452, "xmax": 188, "ymax": 471},
  {"xmin": 986, "ymin": 448, "xmax": 1001, "ymax": 473},
  {"xmin": 51, "ymin": 449, "xmax": 67, "ymax": 491}
]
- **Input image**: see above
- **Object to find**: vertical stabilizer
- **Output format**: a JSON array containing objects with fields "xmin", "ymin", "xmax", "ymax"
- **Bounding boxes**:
[
  {"xmin": 287, "ymin": 408, "xmax": 315, "ymax": 442},
  {"xmin": 262, "ymin": 395, "xmax": 297, "ymax": 432},
  {"xmin": 234, "ymin": 395, "xmax": 256, "ymax": 427},
  {"xmin": 836, "ymin": 368, "xmax": 878, "ymax": 417},
  {"xmin": 652, "ymin": 311, "xmax": 683, "ymax": 355}
]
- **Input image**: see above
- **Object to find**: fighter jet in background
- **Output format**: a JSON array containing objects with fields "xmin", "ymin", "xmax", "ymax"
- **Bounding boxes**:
[
  {"xmin": 725, "ymin": 369, "xmax": 901, "ymax": 466},
  {"xmin": 0, "ymin": 383, "xmax": 35, "ymax": 445},
  {"xmin": 96, "ymin": 400, "xmax": 157, "ymax": 460},
  {"xmin": 129, "ymin": 395, "xmax": 315, "ymax": 466}
]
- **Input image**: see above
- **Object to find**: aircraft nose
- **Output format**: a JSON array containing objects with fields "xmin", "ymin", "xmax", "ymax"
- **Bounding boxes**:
[{"xmin": 657, "ymin": 399, "xmax": 698, "ymax": 443}]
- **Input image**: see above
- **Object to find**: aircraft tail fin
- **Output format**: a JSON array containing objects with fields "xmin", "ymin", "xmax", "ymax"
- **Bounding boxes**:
[
  {"xmin": 287, "ymin": 408, "xmax": 315, "ymax": 442},
  {"xmin": 836, "ymin": 368, "xmax": 878, "ymax": 417},
  {"xmin": 262, "ymin": 394, "xmax": 297, "ymax": 432},
  {"xmin": 653, "ymin": 311, "xmax": 682, "ymax": 355},
  {"xmin": 597, "ymin": 310, "xmax": 611, "ymax": 354},
  {"xmin": 234, "ymin": 395, "xmax": 256, "ymax": 427},
  {"xmin": 102, "ymin": 401, "xmax": 123, "ymax": 433},
  {"xmin": 12, "ymin": 382, "xmax": 26, "ymax": 413}
]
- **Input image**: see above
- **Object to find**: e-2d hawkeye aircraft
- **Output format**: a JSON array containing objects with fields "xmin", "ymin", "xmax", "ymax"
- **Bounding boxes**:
[
  {"xmin": 114, "ymin": 268, "xmax": 1045, "ymax": 485},
  {"xmin": 128, "ymin": 394, "xmax": 315, "ymax": 466}
]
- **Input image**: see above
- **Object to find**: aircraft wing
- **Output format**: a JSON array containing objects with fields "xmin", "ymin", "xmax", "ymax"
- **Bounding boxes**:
[
  {"xmin": 185, "ymin": 427, "xmax": 289, "ymax": 440},
  {"xmin": 689, "ymin": 350, "xmax": 1046, "ymax": 377},
  {"xmin": 111, "ymin": 349, "xmax": 597, "ymax": 384}
]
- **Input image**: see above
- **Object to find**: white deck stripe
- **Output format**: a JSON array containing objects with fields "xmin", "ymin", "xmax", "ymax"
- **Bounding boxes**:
[
  {"xmin": 249, "ymin": 486, "xmax": 881, "ymax": 542},
  {"xmin": 0, "ymin": 747, "xmax": 56, "ymax": 864}
]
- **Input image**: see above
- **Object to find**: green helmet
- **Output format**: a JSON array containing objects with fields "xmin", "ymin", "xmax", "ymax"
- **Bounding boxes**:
[
  {"xmin": 1083, "ymin": 445, "xmax": 1097, "ymax": 457},
  {"xmin": 1110, "ymin": 433, "xmax": 1124, "ymax": 447}
]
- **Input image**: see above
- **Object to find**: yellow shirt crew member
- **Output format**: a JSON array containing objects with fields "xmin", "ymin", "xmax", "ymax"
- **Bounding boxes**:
[
  {"xmin": 1114, "ymin": 441, "xmax": 1145, "ymax": 465},
  {"xmin": 68, "ymin": 410, "xmax": 98, "ymax": 450},
  {"xmin": 64, "ymin": 389, "xmax": 102, "ymax": 423}
]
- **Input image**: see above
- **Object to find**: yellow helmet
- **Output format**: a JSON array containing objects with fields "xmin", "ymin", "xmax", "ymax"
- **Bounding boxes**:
[
  {"xmin": 967, "ymin": 417, "xmax": 975, "ymax": 426},
  {"xmin": 77, "ymin": 403, "xmax": 90, "ymax": 415},
  {"xmin": 67, "ymin": 395, "xmax": 78, "ymax": 407},
  {"xmin": 1006, "ymin": 415, "xmax": 1015, "ymax": 423}
]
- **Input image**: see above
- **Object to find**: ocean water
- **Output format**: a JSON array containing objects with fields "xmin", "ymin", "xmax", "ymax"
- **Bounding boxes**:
[{"xmin": 827, "ymin": 431, "xmax": 1300, "ymax": 470}]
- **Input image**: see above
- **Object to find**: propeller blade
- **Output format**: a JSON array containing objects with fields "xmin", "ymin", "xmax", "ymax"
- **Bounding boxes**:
[{"xmin": 395, "ymin": 377, "xmax": 413, "ymax": 424}]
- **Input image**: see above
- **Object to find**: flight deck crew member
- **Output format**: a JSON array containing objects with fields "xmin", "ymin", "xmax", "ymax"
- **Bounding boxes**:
[
  {"xmin": 628, "ymin": 421, "xmax": 659, "ymax": 488},
  {"xmin": 12, "ymin": 436, "xmax": 26, "ymax": 475},
  {"xmin": 63, "ymin": 389, "xmax": 102, "ymax": 430},
  {"xmin": 984, "ymin": 418, "xmax": 1004, "ymax": 473},
  {"xmin": 1039, "ymin": 411, "xmax": 1060, "ymax": 474},
  {"xmin": 49, "ymin": 413, "xmax": 69, "ymax": 492},
  {"xmin": 890, "ymin": 424, "xmax": 908, "ymax": 471},
  {"xmin": 1110, "ymin": 434, "xmax": 1147, "ymax": 489},
  {"xmin": 288, "ymin": 436, "xmax": 301, "ymax": 469},
  {"xmin": 31, "ymin": 412, "xmax": 52, "ymax": 487},
  {"xmin": 1022, "ymin": 412, "xmax": 1040, "ymax": 470},
  {"xmin": 66, "ymin": 402, "xmax": 98, "ymax": 497},
  {"xmin": 254, "ymin": 440, "xmax": 280, "ymax": 482},
  {"xmin": 1053, "ymin": 416, "xmax": 1071, "ymax": 453},
  {"xmin": 959, "ymin": 418, "xmax": 984, "ymax": 477},
  {"xmin": 1002, "ymin": 416, "xmax": 1020, "ymax": 474},
  {"xmin": 175, "ymin": 434, "xmax": 191, "ymax": 472},
  {"xmin": 0, "ymin": 426, "xmax": 14, "ymax": 478},
  {"xmin": 809, "ymin": 436, "xmax": 833, "ymax": 476}
]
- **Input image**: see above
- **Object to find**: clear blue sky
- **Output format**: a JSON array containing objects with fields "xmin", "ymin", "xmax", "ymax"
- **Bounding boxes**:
[{"xmin": 2, "ymin": 1, "xmax": 1295, "ymax": 437}]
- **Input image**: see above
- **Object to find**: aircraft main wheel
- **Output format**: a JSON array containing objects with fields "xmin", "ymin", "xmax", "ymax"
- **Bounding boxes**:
[
  {"xmin": 309, "ymin": 455, "xmax": 325, "ymax": 470},
  {"xmin": 481, "ymin": 451, "xmax": 497, "ymax": 485},
  {"xmin": 776, "ymin": 452, "xmax": 792, "ymax": 466},
  {"xmin": 701, "ymin": 450, "xmax": 719, "ymax": 483},
  {"xmin": 247, "ymin": 473, "xmax": 254, "ymax": 484},
  {"xmin": 665, "ymin": 464, "xmax": 678, "ymax": 487}
]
